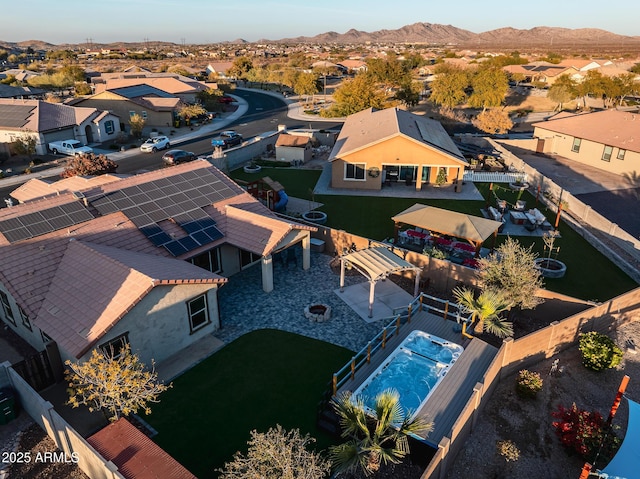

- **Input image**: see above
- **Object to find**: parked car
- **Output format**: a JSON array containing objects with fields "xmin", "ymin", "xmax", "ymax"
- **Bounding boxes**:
[
  {"xmin": 211, "ymin": 130, "xmax": 243, "ymax": 149},
  {"xmin": 140, "ymin": 136, "xmax": 170, "ymax": 153},
  {"xmin": 218, "ymin": 96, "xmax": 234, "ymax": 104},
  {"xmin": 162, "ymin": 149, "xmax": 195, "ymax": 165}
]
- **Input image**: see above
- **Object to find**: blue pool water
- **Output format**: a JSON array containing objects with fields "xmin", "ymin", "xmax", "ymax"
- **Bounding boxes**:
[{"xmin": 353, "ymin": 331, "xmax": 463, "ymax": 416}]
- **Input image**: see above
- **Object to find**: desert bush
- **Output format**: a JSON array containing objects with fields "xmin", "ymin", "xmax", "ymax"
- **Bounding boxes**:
[
  {"xmin": 515, "ymin": 369, "xmax": 543, "ymax": 398},
  {"xmin": 496, "ymin": 440, "xmax": 520, "ymax": 462},
  {"xmin": 578, "ymin": 332, "xmax": 623, "ymax": 371},
  {"xmin": 551, "ymin": 403, "xmax": 620, "ymax": 462}
]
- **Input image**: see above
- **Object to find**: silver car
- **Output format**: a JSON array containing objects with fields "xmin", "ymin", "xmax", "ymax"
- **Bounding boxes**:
[{"xmin": 140, "ymin": 136, "xmax": 170, "ymax": 152}]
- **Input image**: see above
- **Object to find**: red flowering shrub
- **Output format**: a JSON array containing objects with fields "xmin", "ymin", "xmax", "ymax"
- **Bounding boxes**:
[{"xmin": 551, "ymin": 403, "xmax": 620, "ymax": 462}]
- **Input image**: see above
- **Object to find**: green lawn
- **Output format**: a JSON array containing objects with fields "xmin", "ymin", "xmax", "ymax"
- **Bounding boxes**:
[
  {"xmin": 229, "ymin": 168, "xmax": 637, "ymax": 301},
  {"xmin": 147, "ymin": 329, "xmax": 352, "ymax": 479}
]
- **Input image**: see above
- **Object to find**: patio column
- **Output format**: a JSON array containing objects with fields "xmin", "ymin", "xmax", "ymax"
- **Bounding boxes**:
[
  {"xmin": 301, "ymin": 234, "xmax": 311, "ymax": 270},
  {"xmin": 368, "ymin": 280, "xmax": 376, "ymax": 318},
  {"xmin": 413, "ymin": 269, "xmax": 421, "ymax": 297},
  {"xmin": 261, "ymin": 254, "xmax": 274, "ymax": 293},
  {"xmin": 339, "ymin": 258, "xmax": 345, "ymax": 292}
]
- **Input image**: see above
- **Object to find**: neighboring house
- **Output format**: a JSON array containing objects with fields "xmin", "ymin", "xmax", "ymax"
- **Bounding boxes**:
[
  {"xmin": 503, "ymin": 62, "xmax": 575, "ymax": 85},
  {"xmin": 73, "ymin": 84, "xmax": 180, "ymax": 131},
  {"xmin": 0, "ymin": 160, "xmax": 315, "ymax": 367},
  {"xmin": 206, "ymin": 62, "xmax": 234, "ymax": 78},
  {"xmin": 93, "ymin": 77, "xmax": 207, "ymax": 104},
  {"xmin": 337, "ymin": 59, "xmax": 368, "ymax": 74},
  {"xmin": 275, "ymin": 133, "xmax": 313, "ymax": 164},
  {"xmin": 0, "ymin": 69, "xmax": 41, "ymax": 83},
  {"xmin": 532, "ymin": 109, "xmax": 640, "ymax": 176},
  {"xmin": 328, "ymin": 107, "xmax": 467, "ymax": 191},
  {"xmin": 88, "ymin": 418, "xmax": 197, "ymax": 479},
  {"xmin": 0, "ymin": 84, "xmax": 46, "ymax": 100},
  {"xmin": 0, "ymin": 99, "xmax": 121, "ymax": 155}
]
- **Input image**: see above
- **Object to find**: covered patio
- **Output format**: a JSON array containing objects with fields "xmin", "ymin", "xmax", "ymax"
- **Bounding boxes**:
[
  {"xmin": 392, "ymin": 203, "xmax": 503, "ymax": 258},
  {"xmin": 337, "ymin": 246, "xmax": 421, "ymax": 319}
]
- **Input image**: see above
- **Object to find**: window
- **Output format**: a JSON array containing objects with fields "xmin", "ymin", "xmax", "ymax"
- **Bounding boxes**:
[
  {"xmin": 40, "ymin": 330, "xmax": 53, "ymax": 344},
  {"xmin": 99, "ymin": 333, "xmax": 130, "ymax": 359},
  {"xmin": 129, "ymin": 111, "xmax": 136, "ymax": 118},
  {"xmin": 240, "ymin": 249, "xmax": 261, "ymax": 269},
  {"xmin": 187, "ymin": 294, "xmax": 210, "ymax": 333},
  {"xmin": 19, "ymin": 306, "xmax": 32, "ymax": 331},
  {"xmin": 141, "ymin": 111, "xmax": 148, "ymax": 120},
  {"xmin": 571, "ymin": 138, "xmax": 582, "ymax": 153},
  {"xmin": 344, "ymin": 163, "xmax": 366, "ymax": 181},
  {"xmin": 0, "ymin": 291, "xmax": 15, "ymax": 326},
  {"xmin": 601, "ymin": 145, "xmax": 613, "ymax": 162},
  {"xmin": 617, "ymin": 149, "xmax": 626, "ymax": 160},
  {"xmin": 190, "ymin": 248, "xmax": 221, "ymax": 273},
  {"xmin": 105, "ymin": 120, "xmax": 115, "ymax": 134}
]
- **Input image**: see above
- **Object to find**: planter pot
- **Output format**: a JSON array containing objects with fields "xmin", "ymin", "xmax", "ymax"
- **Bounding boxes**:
[
  {"xmin": 509, "ymin": 182, "xmax": 529, "ymax": 191},
  {"xmin": 302, "ymin": 211, "xmax": 327, "ymax": 225},
  {"xmin": 534, "ymin": 258, "xmax": 567, "ymax": 278},
  {"xmin": 243, "ymin": 164, "xmax": 262, "ymax": 174}
]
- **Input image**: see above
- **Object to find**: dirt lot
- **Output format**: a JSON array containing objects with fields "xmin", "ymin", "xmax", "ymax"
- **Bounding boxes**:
[{"xmin": 445, "ymin": 320, "xmax": 640, "ymax": 479}]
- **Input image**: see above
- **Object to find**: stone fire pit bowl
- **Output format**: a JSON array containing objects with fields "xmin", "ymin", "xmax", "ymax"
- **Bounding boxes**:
[{"xmin": 305, "ymin": 304, "xmax": 331, "ymax": 322}]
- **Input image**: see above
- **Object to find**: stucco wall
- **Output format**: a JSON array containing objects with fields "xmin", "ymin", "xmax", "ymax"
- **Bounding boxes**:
[
  {"xmin": 534, "ymin": 126, "xmax": 639, "ymax": 176},
  {"xmin": 76, "ymin": 95, "xmax": 174, "ymax": 130},
  {"xmin": 69, "ymin": 284, "xmax": 220, "ymax": 367},
  {"xmin": 331, "ymin": 136, "xmax": 465, "ymax": 190}
]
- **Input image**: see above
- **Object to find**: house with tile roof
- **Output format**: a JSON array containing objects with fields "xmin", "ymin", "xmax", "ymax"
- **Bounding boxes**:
[
  {"xmin": 503, "ymin": 62, "xmax": 575, "ymax": 85},
  {"xmin": 72, "ymin": 84, "xmax": 181, "ymax": 132},
  {"xmin": 0, "ymin": 99, "xmax": 121, "ymax": 155},
  {"xmin": 532, "ymin": 109, "xmax": 640, "ymax": 176},
  {"xmin": 93, "ymin": 76, "xmax": 208, "ymax": 104},
  {"xmin": 328, "ymin": 107, "xmax": 467, "ymax": 191},
  {"xmin": 0, "ymin": 160, "xmax": 315, "ymax": 368}
]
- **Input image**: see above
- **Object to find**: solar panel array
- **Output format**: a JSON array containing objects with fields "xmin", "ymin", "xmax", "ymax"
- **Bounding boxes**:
[
  {"xmin": 88, "ymin": 169, "xmax": 232, "ymax": 256},
  {"xmin": 0, "ymin": 104, "xmax": 34, "ymax": 129},
  {"xmin": 0, "ymin": 202, "xmax": 95, "ymax": 243}
]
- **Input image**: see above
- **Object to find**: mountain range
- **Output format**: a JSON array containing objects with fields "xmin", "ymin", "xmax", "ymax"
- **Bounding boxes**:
[{"xmin": 2, "ymin": 23, "xmax": 640, "ymax": 50}]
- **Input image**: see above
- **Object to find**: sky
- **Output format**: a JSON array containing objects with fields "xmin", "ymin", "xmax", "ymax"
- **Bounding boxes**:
[{"xmin": 3, "ymin": 0, "xmax": 639, "ymax": 45}]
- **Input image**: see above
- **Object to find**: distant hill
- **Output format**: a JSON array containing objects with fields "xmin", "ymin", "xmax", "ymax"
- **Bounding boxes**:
[
  {"xmin": 2, "ymin": 23, "xmax": 639, "ymax": 50},
  {"xmin": 276, "ymin": 23, "xmax": 640, "ymax": 47}
]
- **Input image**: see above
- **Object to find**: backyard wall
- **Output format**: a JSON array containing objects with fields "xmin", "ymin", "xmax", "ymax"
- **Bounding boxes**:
[
  {"xmin": 1, "ymin": 361, "xmax": 125, "ymax": 479},
  {"xmin": 421, "ymin": 286, "xmax": 640, "ymax": 479},
  {"xmin": 208, "ymin": 131, "xmax": 279, "ymax": 173}
]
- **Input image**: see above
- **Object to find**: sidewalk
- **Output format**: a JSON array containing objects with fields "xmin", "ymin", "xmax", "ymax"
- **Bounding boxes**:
[{"xmin": 0, "ymin": 90, "xmax": 336, "ymax": 191}]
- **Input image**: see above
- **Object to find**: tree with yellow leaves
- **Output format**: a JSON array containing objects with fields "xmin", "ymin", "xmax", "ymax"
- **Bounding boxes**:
[{"xmin": 65, "ymin": 344, "xmax": 170, "ymax": 422}]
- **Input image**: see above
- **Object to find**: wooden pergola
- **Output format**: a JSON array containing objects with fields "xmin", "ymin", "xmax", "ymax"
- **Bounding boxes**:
[{"xmin": 391, "ymin": 204, "xmax": 503, "ymax": 257}]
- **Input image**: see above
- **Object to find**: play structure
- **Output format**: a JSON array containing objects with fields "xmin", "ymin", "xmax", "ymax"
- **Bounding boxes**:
[{"xmin": 246, "ymin": 176, "xmax": 289, "ymax": 212}]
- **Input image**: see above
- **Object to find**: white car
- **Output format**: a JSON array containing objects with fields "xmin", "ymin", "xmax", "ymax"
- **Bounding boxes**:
[{"xmin": 140, "ymin": 136, "xmax": 170, "ymax": 153}]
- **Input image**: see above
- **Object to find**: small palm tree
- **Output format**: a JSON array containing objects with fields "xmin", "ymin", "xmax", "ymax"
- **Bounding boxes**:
[
  {"xmin": 453, "ymin": 286, "xmax": 513, "ymax": 338},
  {"xmin": 329, "ymin": 389, "xmax": 432, "ymax": 476}
]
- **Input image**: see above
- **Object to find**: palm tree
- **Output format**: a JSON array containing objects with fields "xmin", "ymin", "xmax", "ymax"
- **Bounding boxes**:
[
  {"xmin": 452, "ymin": 287, "xmax": 513, "ymax": 338},
  {"xmin": 329, "ymin": 389, "xmax": 432, "ymax": 476}
]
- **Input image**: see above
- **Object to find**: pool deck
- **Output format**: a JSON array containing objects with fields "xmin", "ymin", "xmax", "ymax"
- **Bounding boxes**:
[{"xmin": 336, "ymin": 308, "xmax": 498, "ymax": 448}]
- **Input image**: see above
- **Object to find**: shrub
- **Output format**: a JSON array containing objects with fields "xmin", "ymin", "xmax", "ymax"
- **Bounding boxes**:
[
  {"xmin": 515, "ymin": 369, "xmax": 543, "ymax": 398},
  {"xmin": 496, "ymin": 440, "xmax": 520, "ymax": 462},
  {"xmin": 551, "ymin": 403, "xmax": 620, "ymax": 462},
  {"xmin": 578, "ymin": 332, "xmax": 623, "ymax": 371}
]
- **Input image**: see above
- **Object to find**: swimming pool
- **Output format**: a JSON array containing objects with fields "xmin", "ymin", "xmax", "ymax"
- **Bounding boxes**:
[{"xmin": 352, "ymin": 330, "xmax": 463, "ymax": 418}]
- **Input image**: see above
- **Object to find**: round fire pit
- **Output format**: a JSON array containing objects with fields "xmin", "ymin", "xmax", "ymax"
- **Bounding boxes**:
[
  {"xmin": 305, "ymin": 304, "xmax": 331, "ymax": 322},
  {"xmin": 534, "ymin": 258, "xmax": 567, "ymax": 278}
]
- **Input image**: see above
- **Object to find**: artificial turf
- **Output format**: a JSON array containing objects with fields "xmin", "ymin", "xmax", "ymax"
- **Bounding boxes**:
[
  {"xmin": 147, "ymin": 329, "xmax": 352, "ymax": 479},
  {"xmin": 229, "ymin": 168, "xmax": 636, "ymax": 301}
]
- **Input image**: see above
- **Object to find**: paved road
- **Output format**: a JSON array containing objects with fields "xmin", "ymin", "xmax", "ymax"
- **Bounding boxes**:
[{"xmin": 0, "ymin": 89, "xmax": 342, "ymax": 203}]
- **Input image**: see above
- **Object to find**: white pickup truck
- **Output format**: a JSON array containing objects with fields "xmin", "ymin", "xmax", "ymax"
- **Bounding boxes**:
[{"xmin": 48, "ymin": 140, "xmax": 93, "ymax": 156}]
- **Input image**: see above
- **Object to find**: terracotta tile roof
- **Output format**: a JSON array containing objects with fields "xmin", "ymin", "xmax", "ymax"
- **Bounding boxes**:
[
  {"xmin": 533, "ymin": 109, "xmax": 640, "ymax": 153},
  {"xmin": 36, "ymin": 240, "xmax": 225, "ymax": 358},
  {"xmin": 88, "ymin": 418, "xmax": 197, "ymax": 479},
  {"xmin": 101, "ymin": 77, "xmax": 202, "ymax": 95},
  {"xmin": 275, "ymin": 134, "xmax": 311, "ymax": 148},
  {"xmin": 329, "ymin": 107, "xmax": 466, "ymax": 164},
  {"xmin": 11, "ymin": 175, "xmax": 124, "ymax": 203}
]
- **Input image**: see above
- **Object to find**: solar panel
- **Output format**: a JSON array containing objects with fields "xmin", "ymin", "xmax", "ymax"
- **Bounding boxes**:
[
  {"xmin": 164, "ymin": 240, "xmax": 189, "ymax": 257},
  {"xmin": 203, "ymin": 225, "xmax": 224, "ymax": 242},
  {"xmin": 0, "ymin": 201, "xmax": 95, "ymax": 243},
  {"xmin": 177, "ymin": 235, "xmax": 199, "ymax": 251}
]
